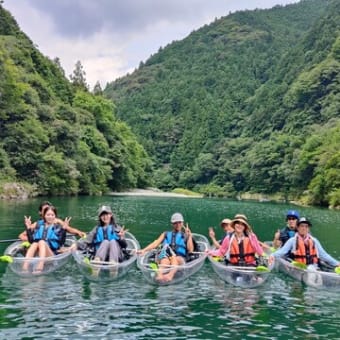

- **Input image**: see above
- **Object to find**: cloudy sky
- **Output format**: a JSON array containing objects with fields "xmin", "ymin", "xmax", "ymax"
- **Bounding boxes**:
[{"xmin": 4, "ymin": 0, "xmax": 299, "ymax": 89}]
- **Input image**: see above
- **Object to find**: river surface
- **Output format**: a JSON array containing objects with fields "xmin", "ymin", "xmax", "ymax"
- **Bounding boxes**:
[{"xmin": 0, "ymin": 196, "xmax": 339, "ymax": 339}]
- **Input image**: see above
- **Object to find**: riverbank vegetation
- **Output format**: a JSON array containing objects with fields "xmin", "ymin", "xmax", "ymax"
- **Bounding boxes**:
[
  {"xmin": 0, "ymin": 5, "xmax": 152, "ymax": 198},
  {"xmin": 0, "ymin": 1, "xmax": 339, "ymax": 208},
  {"xmin": 105, "ymin": 0, "xmax": 340, "ymax": 208}
]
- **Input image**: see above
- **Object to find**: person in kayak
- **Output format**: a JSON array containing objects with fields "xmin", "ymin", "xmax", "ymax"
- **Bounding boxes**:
[
  {"xmin": 23, "ymin": 205, "xmax": 84, "ymax": 272},
  {"xmin": 208, "ymin": 218, "xmax": 233, "ymax": 249},
  {"xmin": 272, "ymin": 210, "xmax": 300, "ymax": 249},
  {"xmin": 207, "ymin": 216, "xmax": 265, "ymax": 266},
  {"xmin": 82, "ymin": 205, "xmax": 128, "ymax": 264},
  {"xmin": 19, "ymin": 201, "xmax": 85, "ymax": 242},
  {"xmin": 269, "ymin": 217, "xmax": 340, "ymax": 269},
  {"xmin": 138, "ymin": 212, "xmax": 194, "ymax": 282},
  {"xmin": 18, "ymin": 201, "xmax": 52, "ymax": 241}
]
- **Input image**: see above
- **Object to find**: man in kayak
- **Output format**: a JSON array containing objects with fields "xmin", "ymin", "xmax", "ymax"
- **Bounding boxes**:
[
  {"xmin": 269, "ymin": 217, "xmax": 340, "ymax": 269},
  {"xmin": 138, "ymin": 212, "xmax": 194, "ymax": 282},
  {"xmin": 272, "ymin": 210, "xmax": 300, "ymax": 249}
]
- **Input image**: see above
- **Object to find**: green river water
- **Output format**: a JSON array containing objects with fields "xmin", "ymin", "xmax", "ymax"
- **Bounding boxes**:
[{"xmin": 0, "ymin": 196, "xmax": 339, "ymax": 339}]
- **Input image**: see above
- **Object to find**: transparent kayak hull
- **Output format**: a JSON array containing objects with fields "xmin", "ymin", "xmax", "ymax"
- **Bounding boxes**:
[
  {"xmin": 277, "ymin": 257, "xmax": 340, "ymax": 289},
  {"xmin": 137, "ymin": 233, "xmax": 209, "ymax": 286},
  {"xmin": 208, "ymin": 257, "xmax": 271, "ymax": 288},
  {"xmin": 72, "ymin": 232, "xmax": 140, "ymax": 282},
  {"xmin": 4, "ymin": 238, "xmax": 75, "ymax": 277}
]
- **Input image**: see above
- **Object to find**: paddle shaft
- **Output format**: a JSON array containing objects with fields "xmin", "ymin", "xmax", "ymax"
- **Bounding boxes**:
[{"xmin": 0, "ymin": 238, "xmax": 20, "ymax": 243}]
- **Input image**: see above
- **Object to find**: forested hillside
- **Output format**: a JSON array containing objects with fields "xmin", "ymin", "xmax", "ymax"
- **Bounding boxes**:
[
  {"xmin": 0, "ymin": 5, "xmax": 152, "ymax": 197},
  {"xmin": 105, "ymin": 0, "xmax": 340, "ymax": 207}
]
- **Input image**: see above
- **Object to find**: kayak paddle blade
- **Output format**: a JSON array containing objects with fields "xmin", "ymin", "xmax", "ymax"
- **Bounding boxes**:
[
  {"xmin": 256, "ymin": 265, "xmax": 270, "ymax": 272},
  {"xmin": 291, "ymin": 261, "xmax": 307, "ymax": 270},
  {"xmin": 0, "ymin": 255, "xmax": 13, "ymax": 263}
]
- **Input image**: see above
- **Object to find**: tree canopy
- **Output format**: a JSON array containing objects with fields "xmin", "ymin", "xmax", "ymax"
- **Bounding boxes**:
[
  {"xmin": 0, "ymin": 5, "xmax": 152, "ymax": 197},
  {"xmin": 104, "ymin": 0, "xmax": 340, "ymax": 207}
]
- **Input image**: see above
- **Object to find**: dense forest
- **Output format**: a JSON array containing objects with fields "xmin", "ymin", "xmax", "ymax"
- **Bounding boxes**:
[
  {"xmin": 0, "ymin": 5, "xmax": 152, "ymax": 197},
  {"xmin": 105, "ymin": 0, "xmax": 340, "ymax": 207}
]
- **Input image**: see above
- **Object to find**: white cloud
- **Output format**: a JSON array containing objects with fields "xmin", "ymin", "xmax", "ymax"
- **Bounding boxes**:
[{"xmin": 3, "ymin": 0, "xmax": 300, "ymax": 89}]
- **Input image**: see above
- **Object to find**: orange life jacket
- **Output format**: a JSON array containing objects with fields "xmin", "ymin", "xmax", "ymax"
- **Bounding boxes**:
[
  {"xmin": 228, "ymin": 236, "xmax": 256, "ymax": 265},
  {"xmin": 293, "ymin": 236, "xmax": 318, "ymax": 265}
]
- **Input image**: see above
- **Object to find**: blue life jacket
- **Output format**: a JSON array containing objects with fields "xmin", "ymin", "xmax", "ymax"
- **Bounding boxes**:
[
  {"xmin": 93, "ymin": 224, "xmax": 120, "ymax": 249},
  {"xmin": 279, "ymin": 226, "xmax": 295, "ymax": 246},
  {"xmin": 163, "ymin": 231, "xmax": 187, "ymax": 257},
  {"xmin": 31, "ymin": 222, "xmax": 66, "ymax": 251}
]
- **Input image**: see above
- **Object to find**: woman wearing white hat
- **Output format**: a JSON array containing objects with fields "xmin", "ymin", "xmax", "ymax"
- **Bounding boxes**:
[{"xmin": 138, "ymin": 212, "xmax": 194, "ymax": 282}]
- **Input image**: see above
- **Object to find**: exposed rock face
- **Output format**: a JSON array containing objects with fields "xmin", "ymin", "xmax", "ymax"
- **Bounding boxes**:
[{"xmin": 0, "ymin": 182, "xmax": 36, "ymax": 200}]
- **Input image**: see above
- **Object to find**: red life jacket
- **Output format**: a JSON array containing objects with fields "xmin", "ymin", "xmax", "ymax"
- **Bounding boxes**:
[
  {"xmin": 228, "ymin": 236, "xmax": 256, "ymax": 265},
  {"xmin": 293, "ymin": 236, "xmax": 318, "ymax": 265}
]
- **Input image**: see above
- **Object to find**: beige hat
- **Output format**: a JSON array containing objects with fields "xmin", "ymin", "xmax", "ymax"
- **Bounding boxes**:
[
  {"xmin": 98, "ymin": 205, "xmax": 112, "ymax": 216},
  {"xmin": 220, "ymin": 218, "xmax": 232, "ymax": 226},
  {"xmin": 230, "ymin": 218, "xmax": 251, "ymax": 233},
  {"xmin": 234, "ymin": 214, "xmax": 248, "ymax": 221}
]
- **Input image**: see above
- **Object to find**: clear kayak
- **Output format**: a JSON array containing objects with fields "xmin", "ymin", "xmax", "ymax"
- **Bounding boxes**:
[
  {"xmin": 208, "ymin": 256, "xmax": 273, "ymax": 288},
  {"xmin": 277, "ymin": 257, "xmax": 340, "ymax": 289},
  {"xmin": 72, "ymin": 231, "xmax": 140, "ymax": 282},
  {"xmin": 137, "ymin": 233, "xmax": 209, "ymax": 286},
  {"xmin": 3, "ymin": 238, "xmax": 75, "ymax": 276}
]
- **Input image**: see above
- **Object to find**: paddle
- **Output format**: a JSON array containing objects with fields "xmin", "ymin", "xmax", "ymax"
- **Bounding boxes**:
[
  {"xmin": 149, "ymin": 263, "xmax": 158, "ymax": 270},
  {"xmin": 0, "ymin": 238, "xmax": 21, "ymax": 243},
  {"xmin": 256, "ymin": 265, "xmax": 270, "ymax": 272},
  {"xmin": 0, "ymin": 255, "xmax": 13, "ymax": 263},
  {"xmin": 291, "ymin": 261, "xmax": 307, "ymax": 269}
]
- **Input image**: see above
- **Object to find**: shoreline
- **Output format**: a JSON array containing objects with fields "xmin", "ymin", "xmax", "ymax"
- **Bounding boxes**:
[{"xmin": 109, "ymin": 188, "xmax": 203, "ymax": 198}]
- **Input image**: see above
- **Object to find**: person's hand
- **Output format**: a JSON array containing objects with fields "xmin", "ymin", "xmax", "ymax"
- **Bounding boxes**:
[
  {"xmin": 118, "ymin": 226, "xmax": 128, "ymax": 238},
  {"xmin": 64, "ymin": 217, "xmax": 72, "ymax": 227},
  {"xmin": 79, "ymin": 232, "xmax": 87, "ymax": 238},
  {"xmin": 208, "ymin": 227, "xmax": 216, "ymax": 239},
  {"xmin": 268, "ymin": 255, "xmax": 275, "ymax": 266},
  {"xmin": 137, "ymin": 249, "xmax": 145, "ymax": 256},
  {"xmin": 184, "ymin": 223, "xmax": 192, "ymax": 237},
  {"xmin": 24, "ymin": 216, "xmax": 33, "ymax": 229}
]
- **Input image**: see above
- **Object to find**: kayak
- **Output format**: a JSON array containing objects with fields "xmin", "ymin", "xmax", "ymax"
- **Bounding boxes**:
[
  {"xmin": 277, "ymin": 257, "xmax": 340, "ymax": 289},
  {"xmin": 137, "ymin": 233, "xmax": 209, "ymax": 286},
  {"xmin": 208, "ymin": 255, "xmax": 273, "ymax": 288},
  {"xmin": 72, "ymin": 231, "xmax": 140, "ymax": 281},
  {"xmin": 2, "ymin": 238, "xmax": 76, "ymax": 276}
]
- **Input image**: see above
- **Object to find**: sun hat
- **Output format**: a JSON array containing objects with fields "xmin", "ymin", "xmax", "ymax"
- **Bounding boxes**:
[
  {"xmin": 234, "ymin": 214, "xmax": 248, "ymax": 221},
  {"xmin": 220, "ymin": 218, "xmax": 232, "ymax": 226},
  {"xmin": 297, "ymin": 217, "xmax": 312, "ymax": 227},
  {"xmin": 171, "ymin": 212, "xmax": 184, "ymax": 223},
  {"xmin": 98, "ymin": 205, "xmax": 112, "ymax": 216},
  {"xmin": 230, "ymin": 218, "xmax": 251, "ymax": 232}
]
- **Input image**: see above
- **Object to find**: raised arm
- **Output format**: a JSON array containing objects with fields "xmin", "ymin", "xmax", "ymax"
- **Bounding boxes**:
[
  {"xmin": 272, "ymin": 229, "xmax": 282, "ymax": 249},
  {"xmin": 208, "ymin": 227, "xmax": 221, "ymax": 249},
  {"xmin": 62, "ymin": 217, "xmax": 86, "ymax": 238},
  {"xmin": 185, "ymin": 224, "xmax": 194, "ymax": 253}
]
